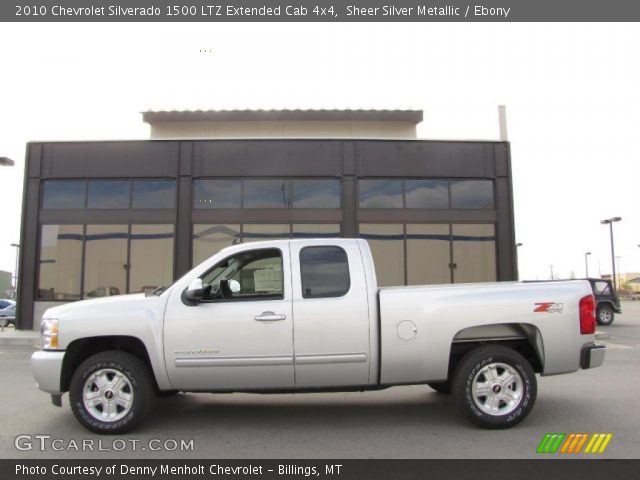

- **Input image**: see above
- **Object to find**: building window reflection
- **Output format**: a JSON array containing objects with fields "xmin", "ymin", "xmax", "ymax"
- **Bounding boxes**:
[
  {"xmin": 242, "ymin": 224, "xmax": 291, "ymax": 241},
  {"xmin": 358, "ymin": 179, "xmax": 495, "ymax": 210},
  {"xmin": 359, "ymin": 223, "xmax": 496, "ymax": 287},
  {"xmin": 292, "ymin": 180, "xmax": 340, "ymax": 208},
  {"xmin": 359, "ymin": 224, "xmax": 405, "ymax": 286},
  {"xmin": 405, "ymin": 180, "xmax": 449, "ymax": 209},
  {"xmin": 193, "ymin": 225, "xmax": 242, "ymax": 266},
  {"xmin": 406, "ymin": 224, "xmax": 451, "ymax": 285},
  {"xmin": 450, "ymin": 180, "xmax": 495, "ymax": 209},
  {"xmin": 87, "ymin": 181, "xmax": 130, "ymax": 209},
  {"xmin": 193, "ymin": 179, "xmax": 341, "ymax": 209},
  {"xmin": 38, "ymin": 223, "xmax": 175, "ymax": 300},
  {"xmin": 83, "ymin": 225, "xmax": 129, "ymax": 297},
  {"xmin": 192, "ymin": 224, "xmax": 341, "ymax": 266},
  {"xmin": 132, "ymin": 180, "xmax": 176, "ymax": 209},
  {"xmin": 451, "ymin": 224, "xmax": 497, "ymax": 282},
  {"xmin": 193, "ymin": 180, "xmax": 242, "ymax": 208},
  {"xmin": 43, "ymin": 179, "xmax": 176, "ymax": 209},
  {"xmin": 291, "ymin": 224, "xmax": 340, "ymax": 239},
  {"xmin": 129, "ymin": 225, "xmax": 175, "ymax": 293},
  {"xmin": 42, "ymin": 181, "xmax": 86, "ymax": 209},
  {"xmin": 38, "ymin": 225, "xmax": 83, "ymax": 300},
  {"xmin": 359, "ymin": 180, "xmax": 403, "ymax": 208}
]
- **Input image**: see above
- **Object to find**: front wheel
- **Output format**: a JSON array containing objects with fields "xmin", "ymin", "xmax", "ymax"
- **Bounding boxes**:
[
  {"xmin": 452, "ymin": 345, "xmax": 536, "ymax": 429},
  {"xmin": 69, "ymin": 351, "xmax": 155, "ymax": 434},
  {"xmin": 596, "ymin": 305, "xmax": 614, "ymax": 326}
]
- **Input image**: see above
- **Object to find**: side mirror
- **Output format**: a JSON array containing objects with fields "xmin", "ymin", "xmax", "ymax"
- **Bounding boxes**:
[
  {"xmin": 229, "ymin": 279, "xmax": 241, "ymax": 294},
  {"xmin": 220, "ymin": 278, "xmax": 241, "ymax": 298},
  {"xmin": 184, "ymin": 278, "xmax": 204, "ymax": 304}
]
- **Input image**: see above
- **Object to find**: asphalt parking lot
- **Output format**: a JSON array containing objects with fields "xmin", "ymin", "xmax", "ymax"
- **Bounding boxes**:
[{"xmin": 1, "ymin": 302, "xmax": 638, "ymax": 459}]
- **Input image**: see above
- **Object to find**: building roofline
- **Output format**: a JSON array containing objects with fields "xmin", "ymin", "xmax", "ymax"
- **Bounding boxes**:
[
  {"xmin": 142, "ymin": 109, "xmax": 423, "ymax": 124},
  {"xmin": 26, "ymin": 138, "xmax": 509, "ymax": 146}
]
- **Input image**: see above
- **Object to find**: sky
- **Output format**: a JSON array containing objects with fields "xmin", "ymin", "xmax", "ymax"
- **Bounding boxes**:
[{"xmin": 0, "ymin": 22, "xmax": 638, "ymax": 282}]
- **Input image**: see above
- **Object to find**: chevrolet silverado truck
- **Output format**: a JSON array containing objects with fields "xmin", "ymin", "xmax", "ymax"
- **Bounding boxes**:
[{"xmin": 31, "ymin": 239, "xmax": 605, "ymax": 434}]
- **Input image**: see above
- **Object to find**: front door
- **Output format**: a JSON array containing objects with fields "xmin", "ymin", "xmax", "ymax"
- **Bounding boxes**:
[{"xmin": 163, "ymin": 246, "xmax": 294, "ymax": 390}]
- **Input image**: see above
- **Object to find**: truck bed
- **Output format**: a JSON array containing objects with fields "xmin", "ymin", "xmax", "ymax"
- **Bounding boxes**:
[{"xmin": 377, "ymin": 280, "xmax": 594, "ymax": 384}]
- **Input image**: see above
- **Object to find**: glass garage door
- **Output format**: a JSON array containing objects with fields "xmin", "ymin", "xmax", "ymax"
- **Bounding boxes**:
[{"xmin": 359, "ymin": 223, "xmax": 496, "ymax": 287}]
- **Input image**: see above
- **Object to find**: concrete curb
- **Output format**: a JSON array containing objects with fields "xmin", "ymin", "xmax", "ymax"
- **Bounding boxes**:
[{"xmin": 0, "ymin": 329, "xmax": 40, "ymax": 347}]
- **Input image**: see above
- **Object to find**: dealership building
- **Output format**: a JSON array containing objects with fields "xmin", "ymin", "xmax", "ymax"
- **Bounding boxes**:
[{"xmin": 16, "ymin": 109, "xmax": 517, "ymax": 329}]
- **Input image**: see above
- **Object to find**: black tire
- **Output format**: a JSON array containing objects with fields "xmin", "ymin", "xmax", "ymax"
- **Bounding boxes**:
[
  {"xmin": 596, "ymin": 305, "xmax": 615, "ymax": 326},
  {"xmin": 428, "ymin": 381, "xmax": 452, "ymax": 394},
  {"xmin": 452, "ymin": 345, "xmax": 536, "ymax": 429},
  {"xmin": 69, "ymin": 350, "xmax": 155, "ymax": 434}
]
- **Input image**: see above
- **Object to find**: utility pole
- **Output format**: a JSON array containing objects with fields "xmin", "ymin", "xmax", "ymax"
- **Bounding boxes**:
[{"xmin": 600, "ymin": 217, "xmax": 622, "ymax": 291}]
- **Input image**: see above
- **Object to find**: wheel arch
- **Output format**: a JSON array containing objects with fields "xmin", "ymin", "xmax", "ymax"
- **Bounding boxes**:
[
  {"xmin": 597, "ymin": 301, "xmax": 615, "ymax": 311},
  {"xmin": 446, "ymin": 323, "xmax": 544, "ymax": 378},
  {"xmin": 61, "ymin": 336, "xmax": 159, "ymax": 393}
]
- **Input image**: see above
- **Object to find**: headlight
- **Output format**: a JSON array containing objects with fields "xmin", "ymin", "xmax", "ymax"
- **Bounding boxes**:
[{"xmin": 41, "ymin": 318, "xmax": 59, "ymax": 349}]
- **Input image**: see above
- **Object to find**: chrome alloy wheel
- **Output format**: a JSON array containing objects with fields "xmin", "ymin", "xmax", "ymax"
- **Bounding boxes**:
[
  {"xmin": 82, "ymin": 368, "xmax": 134, "ymax": 422},
  {"xmin": 471, "ymin": 362, "xmax": 524, "ymax": 416}
]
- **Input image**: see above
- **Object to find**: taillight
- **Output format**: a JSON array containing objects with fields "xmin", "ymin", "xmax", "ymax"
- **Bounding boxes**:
[{"xmin": 579, "ymin": 295, "xmax": 596, "ymax": 334}]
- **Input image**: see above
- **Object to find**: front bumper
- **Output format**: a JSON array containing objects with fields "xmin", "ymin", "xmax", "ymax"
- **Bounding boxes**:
[
  {"xmin": 31, "ymin": 350, "xmax": 65, "ymax": 395},
  {"xmin": 581, "ymin": 343, "xmax": 606, "ymax": 369}
]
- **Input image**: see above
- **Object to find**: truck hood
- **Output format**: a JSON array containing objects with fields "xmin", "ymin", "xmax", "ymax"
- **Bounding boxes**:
[
  {"xmin": 42, "ymin": 292, "xmax": 169, "ymax": 350},
  {"xmin": 42, "ymin": 293, "xmax": 148, "ymax": 319}
]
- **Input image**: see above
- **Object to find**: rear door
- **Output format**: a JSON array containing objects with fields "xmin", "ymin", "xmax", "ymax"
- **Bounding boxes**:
[{"xmin": 290, "ymin": 240, "xmax": 372, "ymax": 387}]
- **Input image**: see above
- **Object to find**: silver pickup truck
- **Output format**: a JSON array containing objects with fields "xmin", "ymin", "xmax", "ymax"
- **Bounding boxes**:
[{"xmin": 31, "ymin": 238, "xmax": 605, "ymax": 434}]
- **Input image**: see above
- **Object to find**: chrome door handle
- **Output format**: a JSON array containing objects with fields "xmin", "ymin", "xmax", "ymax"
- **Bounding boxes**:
[{"xmin": 254, "ymin": 311, "xmax": 287, "ymax": 321}]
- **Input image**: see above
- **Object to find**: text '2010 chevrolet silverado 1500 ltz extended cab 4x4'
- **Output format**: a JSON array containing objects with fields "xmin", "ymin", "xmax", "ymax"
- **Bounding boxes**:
[{"xmin": 31, "ymin": 239, "xmax": 605, "ymax": 433}]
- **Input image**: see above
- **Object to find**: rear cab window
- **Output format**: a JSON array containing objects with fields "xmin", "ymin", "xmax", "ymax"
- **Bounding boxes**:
[{"xmin": 300, "ymin": 246, "xmax": 350, "ymax": 298}]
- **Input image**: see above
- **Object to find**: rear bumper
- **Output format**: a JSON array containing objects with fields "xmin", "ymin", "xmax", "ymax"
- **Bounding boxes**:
[
  {"xmin": 31, "ymin": 350, "xmax": 65, "ymax": 395},
  {"xmin": 581, "ymin": 343, "xmax": 606, "ymax": 369}
]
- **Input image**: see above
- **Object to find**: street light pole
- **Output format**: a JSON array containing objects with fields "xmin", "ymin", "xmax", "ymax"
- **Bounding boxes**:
[
  {"xmin": 615, "ymin": 256, "xmax": 622, "ymax": 289},
  {"xmin": 600, "ymin": 217, "xmax": 622, "ymax": 291},
  {"xmin": 584, "ymin": 252, "xmax": 591, "ymax": 277},
  {"xmin": 549, "ymin": 265, "xmax": 554, "ymax": 280}
]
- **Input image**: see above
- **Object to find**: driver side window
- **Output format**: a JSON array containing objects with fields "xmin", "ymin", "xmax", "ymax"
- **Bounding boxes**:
[{"xmin": 201, "ymin": 248, "xmax": 284, "ymax": 301}]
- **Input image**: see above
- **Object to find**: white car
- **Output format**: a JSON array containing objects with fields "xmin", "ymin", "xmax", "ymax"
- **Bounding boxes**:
[
  {"xmin": 0, "ymin": 298, "xmax": 15, "ymax": 310},
  {"xmin": 0, "ymin": 303, "xmax": 16, "ymax": 327}
]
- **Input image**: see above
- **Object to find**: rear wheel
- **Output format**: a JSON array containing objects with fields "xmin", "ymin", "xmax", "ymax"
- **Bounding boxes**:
[
  {"xmin": 452, "ymin": 345, "xmax": 536, "ymax": 429},
  {"xmin": 69, "ymin": 351, "xmax": 155, "ymax": 434},
  {"xmin": 596, "ymin": 305, "xmax": 614, "ymax": 326}
]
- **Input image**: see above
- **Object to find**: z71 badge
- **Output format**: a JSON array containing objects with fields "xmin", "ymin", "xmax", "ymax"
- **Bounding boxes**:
[{"xmin": 534, "ymin": 302, "xmax": 564, "ymax": 313}]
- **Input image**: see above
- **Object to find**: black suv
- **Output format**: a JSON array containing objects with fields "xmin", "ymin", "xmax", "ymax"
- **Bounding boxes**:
[{"xmin": 585, "ymin": 278, "xmax": 622, "ymax": 325}]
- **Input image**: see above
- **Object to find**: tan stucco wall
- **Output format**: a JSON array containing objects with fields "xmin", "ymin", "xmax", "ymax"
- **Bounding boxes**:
[{"xmin": 150, "ymin": 121, "xmax": 417, "ymax": 139}]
